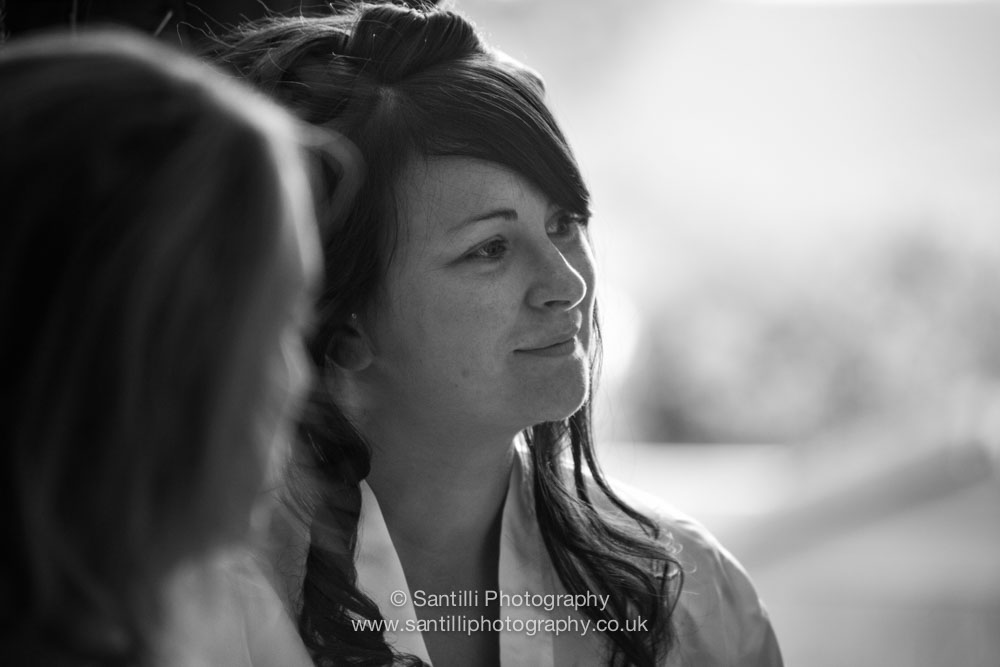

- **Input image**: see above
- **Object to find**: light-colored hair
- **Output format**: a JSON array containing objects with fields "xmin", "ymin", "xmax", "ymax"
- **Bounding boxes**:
[{"xmin": 0, "ymin": 28, "xmax": 326, "ymax": 664}]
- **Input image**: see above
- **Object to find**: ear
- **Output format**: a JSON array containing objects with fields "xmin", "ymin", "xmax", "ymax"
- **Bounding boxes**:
[{"xmin": 325, "ymin": 319, "xmax": 374, "ymax": 372}]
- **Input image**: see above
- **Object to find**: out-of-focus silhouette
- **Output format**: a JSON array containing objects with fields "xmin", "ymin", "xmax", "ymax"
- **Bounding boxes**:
[{"xmin": 0, "ymin": 27, "xmax": 340, "ymax": 666}]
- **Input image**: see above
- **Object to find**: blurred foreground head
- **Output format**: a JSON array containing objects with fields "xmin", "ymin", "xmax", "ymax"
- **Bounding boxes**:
[{"xmin": 0, "ymin": 28, "xmax": 350, "ymax": 664}]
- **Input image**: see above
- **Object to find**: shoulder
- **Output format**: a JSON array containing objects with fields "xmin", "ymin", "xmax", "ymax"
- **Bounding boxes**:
[
  {"xmin": 599, "ymin": 478, "xmax": 742, "ymax": 582},
  {"xmin": 596, "ymin": 478, "xmax": 785, "ymax": 667}
]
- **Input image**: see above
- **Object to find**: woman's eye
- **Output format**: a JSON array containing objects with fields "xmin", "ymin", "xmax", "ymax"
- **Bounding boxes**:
[
  {"xmin": 548, "ymin": 211, "xmax": 588, "ymax": 237},
  {"xmin": 469, "ymin": 238, "xmax": 509, "ymax": 260}
]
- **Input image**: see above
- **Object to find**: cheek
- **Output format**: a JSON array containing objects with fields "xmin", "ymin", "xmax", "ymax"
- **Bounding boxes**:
[{"xmin": 390, "ymin": 279, "xmax": 512, "ymax": 358}]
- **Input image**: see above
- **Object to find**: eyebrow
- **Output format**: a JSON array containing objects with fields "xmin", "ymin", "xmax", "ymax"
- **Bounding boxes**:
[{"xmin": 448, "ymin": 207, "xmax": 518, "ymax": 234}]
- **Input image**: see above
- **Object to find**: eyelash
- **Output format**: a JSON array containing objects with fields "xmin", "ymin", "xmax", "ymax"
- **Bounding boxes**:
[
  {"xmin": 465, "ymin": 211, "xmax": 588, "ymax": 262},
  {"xmin": 469, "ymin": 237, "xmax": 509, "ymax": 261},
  {"xmin": 548, "ymin": 211, "xmax": 589, "ymax": 237}
]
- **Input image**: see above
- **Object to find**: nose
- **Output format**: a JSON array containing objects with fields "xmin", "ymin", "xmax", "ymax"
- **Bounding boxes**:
[{"xmin": 527, "ymin": 242, "xmax": 589, "ymax": 311}]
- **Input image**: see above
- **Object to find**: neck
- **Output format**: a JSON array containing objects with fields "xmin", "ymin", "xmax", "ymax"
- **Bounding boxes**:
[
  {"xmin": 365, "ymin": 427, "xmax": 516, "ymax": 560},
  {"xmin": 362, "ymin": 423, "xmax": 513, "ymax": 667},
  {"xmin": 335, "ymin": 372, "xmax": 519, "ymax": 556},
  {"xmin": 334, "ymin": 370, "xmax": 521, "ymax": 590}
]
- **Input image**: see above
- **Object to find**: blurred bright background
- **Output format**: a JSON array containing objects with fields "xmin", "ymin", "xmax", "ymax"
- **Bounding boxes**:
[
  {"xmin": 453, "ymin": 1, "xmax": 1000, "ymax": 665},
  {"xmin": 5, "ymin": 0, "xmax": 999, "ymax": 664}
]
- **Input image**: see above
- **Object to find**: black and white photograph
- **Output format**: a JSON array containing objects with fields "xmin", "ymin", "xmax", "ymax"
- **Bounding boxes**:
[{"xmin": 2, "ymin": 1, "xmax": 998, "ymax": 666}]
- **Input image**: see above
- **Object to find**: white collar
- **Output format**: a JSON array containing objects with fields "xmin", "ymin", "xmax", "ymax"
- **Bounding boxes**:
[
  {"xmin": 354, "ymin": 445, "xmax": 603, "ymax": 665},
  {"xmin": 351, "ymin": 446, "xmax": 784, "ymax": 667}
]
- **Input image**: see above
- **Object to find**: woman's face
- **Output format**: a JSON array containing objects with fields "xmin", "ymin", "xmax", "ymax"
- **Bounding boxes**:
[{"xmin": 360, "ymin": 157, "xmax": 596, "ymax": 437}]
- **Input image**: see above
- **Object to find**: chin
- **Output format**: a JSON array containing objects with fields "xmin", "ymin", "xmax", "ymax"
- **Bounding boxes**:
[{"xmin": 526, "ymin": 372, "xmax": 591, "ymax": 425}]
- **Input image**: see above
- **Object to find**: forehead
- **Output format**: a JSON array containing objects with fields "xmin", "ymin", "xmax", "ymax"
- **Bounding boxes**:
[{"xmin": 394, "ymin": 156, "xmax": 541, "ymax": 238}]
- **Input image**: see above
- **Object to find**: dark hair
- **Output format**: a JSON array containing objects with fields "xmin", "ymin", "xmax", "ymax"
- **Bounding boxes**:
[
  {"xmin": 0, "ymin": 29, "xmax": 318, "ymax": 665},
  {"xmin": 207, "ymin": 3, "xmax": 682, "ymax": 665}
]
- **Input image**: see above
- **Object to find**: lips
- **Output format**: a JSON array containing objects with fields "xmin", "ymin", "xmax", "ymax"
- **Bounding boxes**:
[{"xmin": 516, "ymin": 324, "xmax": 581, "ymax": 353}]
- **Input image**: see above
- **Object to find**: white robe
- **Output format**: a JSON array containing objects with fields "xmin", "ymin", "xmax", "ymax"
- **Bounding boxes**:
[{"xmin": 355, "ymin": 444, "xmax": 783, "ymax": 667}]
